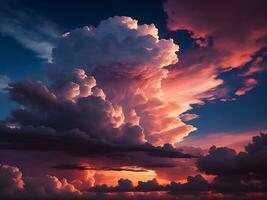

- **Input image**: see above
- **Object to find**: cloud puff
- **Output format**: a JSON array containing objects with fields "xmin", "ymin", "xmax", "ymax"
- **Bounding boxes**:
[
  {"xmin": 197, "ymin": 146, "xmax": 238, "ymax": 175},
  {"xmin": 235, "ymin": 78, "xmax": 258, "ymax": 96},
  {"xmin": 168, "ymin": 174, "xmax": 209, "ymax": 192},
  {"xmin": 196, "ymin": 133, "xmax": 267, "ymax": 192},
  {"xmin": 241, "ymin": 65, "xmax": 264, "ymax": 77},
  {"xmin": 240, "ymin": 56, "xmax": 267, "ymax": 77},
  {"xmin": 24, "ymin": 175, "xmax": 81, "ymax": 198},
  {"xmin": 48, "ymin": 16, "xmax": 178, "ymax": 77},
  {"xmin": 0, "ymin": 164, "xmax": 24, "ymax": 196},
  {"xmin": 92, "ymin": 178, "xmax": 135, "ymax": 192},
  {"xmin": 92, "ymin": 178, "xmax": 162, "ymax": 192},
  {"xmin": 0, "ymin": 163, "xmax": 81, "ymax": 199}
]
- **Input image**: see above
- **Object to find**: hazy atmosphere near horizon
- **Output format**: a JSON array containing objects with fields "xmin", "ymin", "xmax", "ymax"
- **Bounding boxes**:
[{"xmin": 1, "ymin": 0, "xmax": 267, "ymax": 199}]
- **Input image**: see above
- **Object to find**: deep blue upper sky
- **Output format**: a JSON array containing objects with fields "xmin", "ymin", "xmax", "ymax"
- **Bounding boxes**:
[{"xmin": 0, "ymin": 0, "xmax": 266, "ymax": 137}]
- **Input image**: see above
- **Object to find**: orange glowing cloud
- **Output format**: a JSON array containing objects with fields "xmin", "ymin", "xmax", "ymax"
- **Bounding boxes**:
[
  {"xmin": 240, "ymin": 56, "xmax": 266, "ymax": 77},
  {"xmin": 163, "ymin": 0, "xmax": 267, "ymax": 109},
  {"xmin": 45, "ymin": 16, "xmax": 200, "ymax": 146},
  {"xmin": 242, "ymin": 65, "xmax": 264, "ymax": 77},
  {"xmin": 94, "ymin": 168, "xmax": 157, "ymax": 186},
  {"xmin": 164, "ymin": 0, "xmax": 267, "ymax": 70},
  {"xmin": 162, "ymin": 47, "xmax": 226, "ymax": 118}
]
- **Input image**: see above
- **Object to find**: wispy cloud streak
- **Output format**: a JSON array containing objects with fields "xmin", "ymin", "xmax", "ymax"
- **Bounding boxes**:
[
  {"xmin": 0, "ymin": 2, "xmax": 61, "ymax": 59},
  {"xmin": 0, "ymin": 75, "xmax": 10, "ymax": 92}
]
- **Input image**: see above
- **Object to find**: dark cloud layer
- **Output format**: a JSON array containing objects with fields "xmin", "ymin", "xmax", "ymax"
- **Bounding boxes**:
[
  {"xmin": 2, "ymin": 130, "xmax": 266, "ymax": 198},
  {"xmin": 71, "ymin": 133, "xmax": 267, "ymax": 195},
  {"xmin": 0, "ymin": 125, "xmax": 192, "ymax": 160},
  {"xmin": 197, "ymin": 133, "xmax": 267, "ymax": 176},
  {"xmin": 6, "ymin": 77, "xmax": 145, "ymax": 145},
  {"xmin": 196, "ymin": 133, "xmax": 267, "ymax": 193}
]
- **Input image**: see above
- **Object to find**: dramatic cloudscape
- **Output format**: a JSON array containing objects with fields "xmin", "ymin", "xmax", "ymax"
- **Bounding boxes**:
[{"xmin": 0, "ymin": 0, "xmax": 267, "ymax": 199}]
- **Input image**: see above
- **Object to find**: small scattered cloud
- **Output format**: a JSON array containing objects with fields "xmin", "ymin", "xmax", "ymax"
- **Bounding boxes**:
[
  {"xmin": 240, "ymin": 56, "xmax": 266, "ymax": 77},
  {"xmin": 180, "ymin": 113, "xmax": 199, "ymax": 122},
  {"xmin": 235, "ymin": 78, "xmax": 258, "ymax": 96}
]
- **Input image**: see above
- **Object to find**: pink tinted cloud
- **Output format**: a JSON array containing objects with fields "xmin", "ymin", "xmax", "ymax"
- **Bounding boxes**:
[
  {"xmin": 0, "ymin": 164, "xmax": 24, "ymax": 196},
  {"xmin": 177, "ymin": 130, "xmax": 267, "ymax": 152},
  {"xmin": 164, "ymin": 0, "xmax": 267, "ymax": 70},
  {"xmin": 0, "ymin": 163, "xmax": 82, "ymax": 198},
  {"xmin": 162, "ymin": 47, "xmax": 224, "ymax": 111},
  {"xmin": 45, "ymin": 16, "xmax": 197, "ymax": 145},
  {"xmin": 242, "ymin": 65, "xmax": 264, "ymax": 77},
  {"xmin": 180, "ymin": 113, "xmax": 199, "ymax": 122},
  {"xmin": 240, "ymin": 56, "xmax": 266, "ymax": 77},
  {"xmin": 163, "ymin": 0, "xmax": 267, "ymax": 105},
  {"xmin": 235, "ymin": 78, "xmax": 258, "ymax": 96}
]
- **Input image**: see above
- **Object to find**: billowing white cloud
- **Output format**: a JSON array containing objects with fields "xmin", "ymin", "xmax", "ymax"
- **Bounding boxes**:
[{"xmin": 46, "ymin": 16, "xmax": 195, "ymax": 145}]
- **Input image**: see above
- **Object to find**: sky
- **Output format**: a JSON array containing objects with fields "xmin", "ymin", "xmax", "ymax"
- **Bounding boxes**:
[{"xmin": 0, "ymin": 0, "xmax": 267, "ymax": 199}]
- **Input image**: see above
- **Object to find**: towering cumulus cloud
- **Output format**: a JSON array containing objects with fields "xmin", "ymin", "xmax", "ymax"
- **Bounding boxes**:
[
  {"xmin": 1, "ymin": 17, "xmax": 195, "ymax": 182},
  {"xmin": 45, "ymin": 16, "xmax": 195, "ymax": 145}
]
